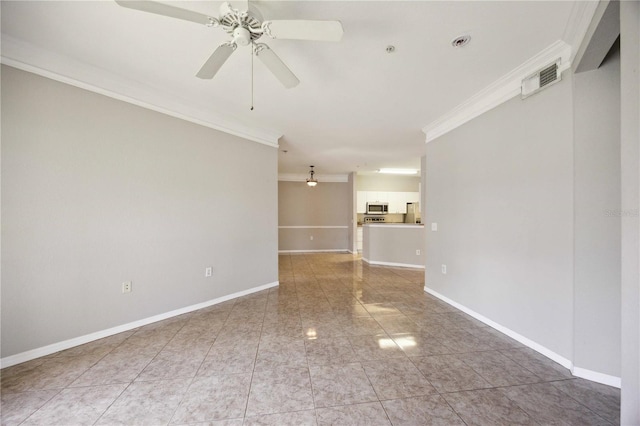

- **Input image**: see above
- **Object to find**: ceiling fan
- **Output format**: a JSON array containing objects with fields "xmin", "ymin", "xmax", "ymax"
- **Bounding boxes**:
[{"xmin": 114, "ymin": 1, "xmax": 344, "ymax": 89}]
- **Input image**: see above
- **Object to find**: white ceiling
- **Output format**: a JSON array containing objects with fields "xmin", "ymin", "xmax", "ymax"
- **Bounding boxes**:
[{"xmin": 1, "ymin": 1, "xmax": 578, "ymax": 175}]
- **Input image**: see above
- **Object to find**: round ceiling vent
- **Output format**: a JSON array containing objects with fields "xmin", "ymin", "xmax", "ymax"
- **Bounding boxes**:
[{"xmin": 451, "ymin": 35, "xmax": 471, "ymax": 48}]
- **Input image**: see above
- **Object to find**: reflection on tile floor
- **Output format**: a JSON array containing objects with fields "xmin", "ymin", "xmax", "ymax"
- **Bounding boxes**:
[{"xmin": 1, "ymin": 253, "xmax": 620, "ymax": 425}]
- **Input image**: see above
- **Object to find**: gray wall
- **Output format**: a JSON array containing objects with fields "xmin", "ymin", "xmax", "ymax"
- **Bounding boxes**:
[
  {"xmin": 278, "ymin": 181, "xmax": 350, "ymax": 251},
  {"xmin": 425, "ymin": 74, "xmax": 575, "ymax": 360},
  {"xmin": 363, "ymin": 225, "xmax": 426, "ymax": 268},
  {"xmin": 573, "ymin": 42, "xmax": 621, "ymax": 377},
  {"xmin": 357, "ymin": 174, "xmax": 420, "ymax": 192},
  {"xmin": 620, "ymin": 0, "xmax": 640, "ymax": 422},
  {"xmin": 1, "ymin": 66, "xmax": 279, "ymax": 358}
]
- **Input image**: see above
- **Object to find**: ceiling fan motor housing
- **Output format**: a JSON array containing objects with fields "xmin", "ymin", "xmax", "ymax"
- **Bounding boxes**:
[{"xmin": 220, "ymin": 2, "xmax": 263, "ymax": 46}]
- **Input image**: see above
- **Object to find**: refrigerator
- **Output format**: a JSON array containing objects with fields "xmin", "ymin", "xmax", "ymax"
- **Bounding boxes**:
[{"xmin": 405, "ymin": 202, "xmax": 421, "ymax": 224}]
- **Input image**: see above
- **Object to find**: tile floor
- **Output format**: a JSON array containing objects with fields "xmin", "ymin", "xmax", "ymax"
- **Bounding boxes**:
[{"xmin": 1, "ymin": 253, "xmax": 621, "ymax": 425}]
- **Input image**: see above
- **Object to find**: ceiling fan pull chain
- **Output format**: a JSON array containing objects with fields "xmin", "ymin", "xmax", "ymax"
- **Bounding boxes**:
[{"xmin": 249, "ymin": 0, "xmax": 254, "ymax": 111}]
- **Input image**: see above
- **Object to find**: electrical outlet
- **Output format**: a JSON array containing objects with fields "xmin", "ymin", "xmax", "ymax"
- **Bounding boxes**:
[
  {"xmin": 441, "ymin": 264, "xmax": 447, "ymax": 274},
  {"xmin": 205, "ymin": 267, "xmax": 213, "ymax": 277},
  {"xmin": 416, "ymin": 249, "xmax": 421, "ymax": 255},
  {"xmin": 310, "ymin": 235, "xmax": 314, "ymax": 240},
  {"xmin": 122, "ymin": 281, "xmax": 132, "ymax": 293}
]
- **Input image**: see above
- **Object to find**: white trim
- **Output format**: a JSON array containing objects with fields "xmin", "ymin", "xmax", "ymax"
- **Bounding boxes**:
[
  {"xmin": 0, "ymin": 37, "xmax": 281, "ymax": 148},
  {"xmin": 563, "ymin": 0, "xmax": 601, "ymax": 64},
  {"xmin": 424, "ymin": 286, "xmax": 573, "ymax": 370},
  {"xmin": 278, "ymin": 173, "xmax": 349, "ymax": 183},
  {"xmin": 572, "ymin": 367, "xmax": 621, "ymax": 388},
  {"xmin": 424, "ymin": 286, "xmax": 623, "ymax": 389},
  {"xmin": 278, "ymin": 249, "xmax": 349, "ymax": 253},
  {"xmin": 422, "ymin": 40, "xmax": 572, "ymax": 143},
  {"xmin": 362, "ymin": 258, "xmax": 425, "ymax": 269},
  {"xmin": 278, "ymin": 226, "xmax": 348, "ymax": 229},
  {"xmin": 0, "ymin": 280, "xmax": 279, "ymax": 369}
]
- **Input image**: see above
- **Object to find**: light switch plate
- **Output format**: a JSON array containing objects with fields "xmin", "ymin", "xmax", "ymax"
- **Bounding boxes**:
[{"xmin": 431, "ymin": 223, "xmax": 438, "ymax": 231}]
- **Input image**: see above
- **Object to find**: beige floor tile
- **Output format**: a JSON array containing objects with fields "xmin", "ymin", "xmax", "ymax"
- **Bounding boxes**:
[
  {"xmin": 170, "ymin": 374, "xmax": 251, "ymax": 423},
  {"xmin": 348, "ymin": 334, "xmax": 407, "ymax": 361},
  {"xmin": 502, "ymin": 382, "xmax": 611, "ymax": 425},
  {"xmin": 361, "ymin": 357, "xmax": 437, "ymax": 399},
  {"xmin": 96, "ymin": 378, "xmax": 190, "ymax": 425},
  {"xmin": 308, "ymin": 363, "xmax": 378, "ymax": 408},
  {"xmin": 0, "ymin": 390, "xmax": 59, "ymax": 426},
  {"xmin": 552, "ymin": 378, "xmax": 621, "ymax": 425},
  {"xmin": 315, "ymin": 402, "xmax": 391, "ymax": 426},
  {"xmin": 254, "ymin": 338, "xmax": 308, "ymax": 371},
  {"xmin": 443, "ymin": 388, "xmax": 535, "ymax": 426},
  {"xmin": 411, "ymin": 354, "xmax": 491, "ymax": 393},
  {"xmin": 0, "ymin": 254, "xmax": 620, "ymax": 425},
  {"xmin": 21, "ymin": 384, "xmax": 127, "ymax": 426},
  {"xmin": 246, "ymin": 366, "xmax": 314, "ymax": 416},
  {"xmin": 304, "ymin": 336, "xmax": 358, "ymax": 366},
  {"xmin": 500, "ymin": 347, "xmax": 573, "ymax": 381},
  {"xmin": 243, "ymin": 409, "xmax": 317, "ymax": 425},
  {"xmin": 455, "ymin": 351, "xmax": 541, "ymax": 387},
  {"xmin": 389, "ymin": 332, "xmax": 453, "ymax": 357},
  {"xmin": 381, "ymin": 395, "xmax": 466, "ymax": 425}
]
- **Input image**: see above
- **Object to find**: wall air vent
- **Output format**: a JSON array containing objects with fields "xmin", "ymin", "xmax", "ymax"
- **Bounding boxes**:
[{"xmin": 521, "ymin": 60, "xmax": 561, "ymax": 99}]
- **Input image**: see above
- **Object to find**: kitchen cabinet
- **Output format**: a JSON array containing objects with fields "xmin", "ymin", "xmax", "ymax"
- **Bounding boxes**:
[
  {"xmin": 387, "ymin": 192, "xmax": 404, "ymax": 213},
  {"xmin": 366, "ymin": 192, "xmax": 383, "ymax": 203},
  {"xmin": 356, "ymin": 191, "xmax": 420, "ymax": 214}
]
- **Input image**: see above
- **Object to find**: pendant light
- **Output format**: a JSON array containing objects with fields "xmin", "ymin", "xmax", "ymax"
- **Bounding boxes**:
[{"xmin": 306, "ymin": 165, "xmax": 318, "ymax": 187}]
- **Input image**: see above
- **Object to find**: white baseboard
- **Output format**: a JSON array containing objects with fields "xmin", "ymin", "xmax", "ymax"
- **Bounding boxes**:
[
  {"xmin": 424, "ymin": 286, "xmax": 622, "ymax": 389},
  {"xmin": 0, "ymin": 280, "xmax": 279, "ymax": 369},
  {"xmin": 362, "ymin": 258, "xmax": 425, "ymax": 269},
  {"xmin": 572, "ymin": 366, "xmax": 622, "ymax": 388},
  {"xmin": 278, "ymin": 249, "xmax": 349, "ymax": 254},
  {"xmin": 424, "ymin": 286, "xmax": 572, "ymax": 368}
]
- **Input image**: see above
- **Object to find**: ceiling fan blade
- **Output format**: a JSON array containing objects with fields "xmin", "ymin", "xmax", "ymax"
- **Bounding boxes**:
[
  {"xmin": 254, "ymin": 44, "xmax": 299, "ymax": 89},
  {"xmin": 114, "ymin": 1, "xmax": 215, "ymax": 26},
  {"xmin": 262, "ymin": 20, "xmax": 343, "ymax": 42},
  {"xmin": 196, "ymin": 43, "xmax": 237, "ymax": 79}
]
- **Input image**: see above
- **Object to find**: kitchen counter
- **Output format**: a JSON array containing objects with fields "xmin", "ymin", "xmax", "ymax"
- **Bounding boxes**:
[{"xmin": 362, "ymin": 223, "xmax": 425, "ymax": 268}]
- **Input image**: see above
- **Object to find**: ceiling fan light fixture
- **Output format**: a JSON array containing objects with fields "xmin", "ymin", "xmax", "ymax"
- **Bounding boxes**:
[
  {"xmin": 233, "ymin": 26, "xmax": 251, "ymax": 46},
  {"xmin": 306, "ymin": 165, "xmax": 318, "ymax": 187},
  {"xmin": 378, "ymin": 168, "xmax": 419, "ymax": 175}
]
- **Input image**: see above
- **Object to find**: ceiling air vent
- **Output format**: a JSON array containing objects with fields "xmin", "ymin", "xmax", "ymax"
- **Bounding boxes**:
[{"xmin": 521, "ymin": 60, "xmax": 561, "ymax": 99}]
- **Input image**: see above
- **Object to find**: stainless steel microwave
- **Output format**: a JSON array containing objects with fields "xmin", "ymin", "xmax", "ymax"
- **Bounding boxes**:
[{"xmin": 366, "ymin": 202, "xmax": 389, "ymax": 215}]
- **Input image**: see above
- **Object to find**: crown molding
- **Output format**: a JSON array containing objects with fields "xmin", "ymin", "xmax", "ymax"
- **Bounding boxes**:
[
  {"xmin": 563, "ymin": 0, "xmax": 601, "ymax": 65},
  {"xmin": 422, "ymin": 39, "xmax": 572, "ymax": 144},
  {"xmin": 0, "ymin": 36, "xmax": 282, "ymax": 148},
  {"xmin": 278, "ymin": 173, "xmax": 349, "ymax": 183}
]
